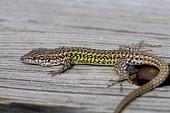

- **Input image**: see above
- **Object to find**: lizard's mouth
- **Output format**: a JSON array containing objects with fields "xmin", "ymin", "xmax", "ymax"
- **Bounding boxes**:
[
  {"xmin": 21, "ymin": 58, "xmax": 32, "ymax": 63},
  {"xmin": 20, "ymin": 55, "xmax": 35, "ymax": 64},
  {"xmin": 21, "ymin": 59, "xmax": 39, "ymax": 65}
]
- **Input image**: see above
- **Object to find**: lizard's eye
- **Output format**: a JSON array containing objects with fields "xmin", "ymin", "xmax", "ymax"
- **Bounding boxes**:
[{"xmin": 33, "ymin": 56, "xmax": 37, "ymax": 60}]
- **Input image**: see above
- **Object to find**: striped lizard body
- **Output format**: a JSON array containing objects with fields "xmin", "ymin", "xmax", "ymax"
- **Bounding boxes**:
[{"xmin": 20, "ymin": 42, "xmax": 169, "ymax": 113}]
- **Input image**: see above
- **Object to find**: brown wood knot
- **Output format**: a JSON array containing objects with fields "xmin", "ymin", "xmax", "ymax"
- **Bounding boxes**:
[{"xmin": 128, "ymin": 64, "xmax": 170, "ymax": 86}]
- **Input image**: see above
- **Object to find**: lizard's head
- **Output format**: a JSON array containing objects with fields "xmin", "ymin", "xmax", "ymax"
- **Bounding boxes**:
[{"xmin": 20, "ymin": 48, "xmax": 53, "ymax": 66}]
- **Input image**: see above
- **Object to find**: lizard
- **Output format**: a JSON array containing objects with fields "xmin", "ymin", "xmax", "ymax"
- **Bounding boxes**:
[{"xmin": 20, "ymin": 41, "xmax": 169, "ymax": 113}]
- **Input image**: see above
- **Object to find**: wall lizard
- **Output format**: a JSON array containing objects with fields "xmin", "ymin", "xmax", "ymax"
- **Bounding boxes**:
[{"xmin": 20, "ymin": 41, "xmax": 169, "ymax": 113}]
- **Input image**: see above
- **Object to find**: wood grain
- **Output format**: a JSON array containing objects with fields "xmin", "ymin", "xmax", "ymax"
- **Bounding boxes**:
[{"xmin": 0, "ymin": 0, "xmax": 170, "ymax": 113}]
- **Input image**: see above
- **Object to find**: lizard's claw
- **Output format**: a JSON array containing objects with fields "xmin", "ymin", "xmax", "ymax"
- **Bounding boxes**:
[{"xmin": 48, "ymin": 70, "xmax": 62, "ymax": 76}]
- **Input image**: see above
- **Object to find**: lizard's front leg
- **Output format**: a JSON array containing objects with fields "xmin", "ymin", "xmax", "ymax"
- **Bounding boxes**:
[{"xmin": 49, "ymin": 58, "xmax": 73, "ymax": 76}]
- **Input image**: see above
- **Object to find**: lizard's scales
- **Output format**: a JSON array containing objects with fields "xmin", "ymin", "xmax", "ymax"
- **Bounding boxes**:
[{"xmin": 21, "ymin": 45, "xmax": 169, "ymax": 113}]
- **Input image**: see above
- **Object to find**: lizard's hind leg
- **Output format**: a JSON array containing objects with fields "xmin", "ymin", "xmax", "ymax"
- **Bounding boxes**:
[
  {"xmin": 108, "ymin": 59, "xmax": 132, "ymax": 91},
  {"xmin": 119, "ymin": 41, "xmax": 161, "ymax": 52}
]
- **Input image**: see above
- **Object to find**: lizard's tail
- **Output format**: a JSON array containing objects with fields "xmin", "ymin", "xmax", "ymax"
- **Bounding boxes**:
[{"xmin": 114, "ymin": 56, "xmax": 169, "ymax": 113}]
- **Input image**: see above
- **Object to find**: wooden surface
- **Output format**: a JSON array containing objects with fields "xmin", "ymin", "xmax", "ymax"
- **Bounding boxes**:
[{"xmin": 0, "ymin": 0, "xmax": 170, "ymax": 113}]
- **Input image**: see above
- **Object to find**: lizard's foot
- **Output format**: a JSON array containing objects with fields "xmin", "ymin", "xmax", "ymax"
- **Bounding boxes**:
[
  {"xmin": 107, "ymin": 76, "xmax": 129, "ymax": 88},
  {"xmin": 133, "ymin": 41, "xmax": 161, "ymax": 52},
  {"xmin": 48, "ymin": 69, "xmax": 64, "ymax": 76},
  {"xmin": 49, "ymin": 58, "xmax": 73, "ymax": 76},
  {"xmin": 119, "ymin": 41, "xmax": 161, "ymax": 52},
  {"xmin": 135, "ymin": 41, "xmax": 161, "ymax": 48}
]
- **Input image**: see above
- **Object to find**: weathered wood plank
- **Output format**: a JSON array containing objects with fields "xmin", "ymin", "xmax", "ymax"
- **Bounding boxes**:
[{"xmin": 0, "ymin": 0, "xmax": 170, "ymax": 113}]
